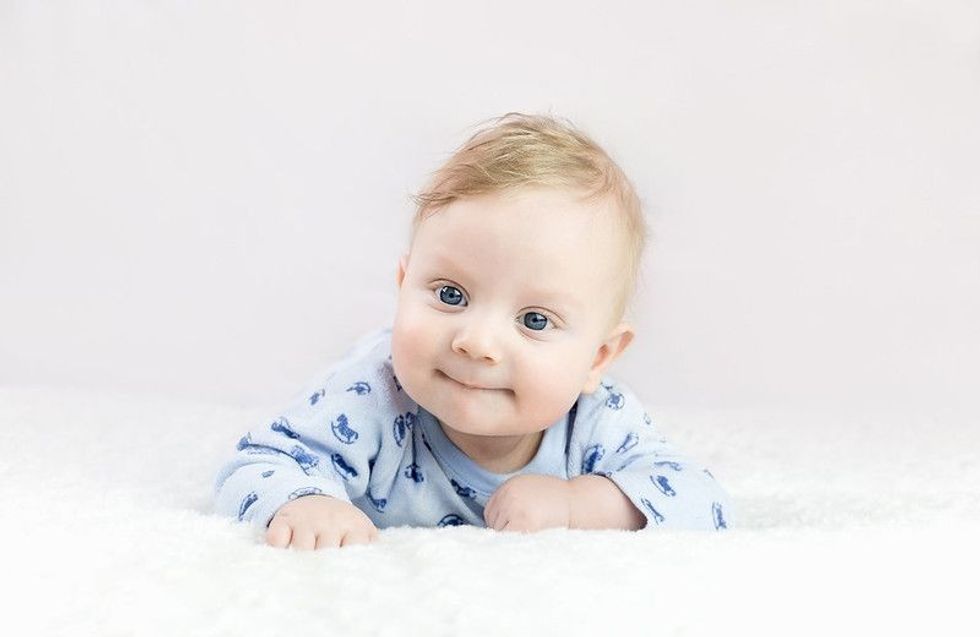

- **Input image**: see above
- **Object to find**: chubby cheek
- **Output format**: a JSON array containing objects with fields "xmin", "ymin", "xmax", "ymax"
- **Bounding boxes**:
[
  {"xmin": 514, "ymin": 355, "xmax": 587, "ymax": 426},
  {"xmin": 391, "ymin": 303, "xmax": 438, "ymax": 398}
]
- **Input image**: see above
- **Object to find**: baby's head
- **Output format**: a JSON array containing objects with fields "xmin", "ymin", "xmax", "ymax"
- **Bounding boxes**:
[{"xmin": 391, "ymin": 112, "xmax": 649, "ymax": 437}]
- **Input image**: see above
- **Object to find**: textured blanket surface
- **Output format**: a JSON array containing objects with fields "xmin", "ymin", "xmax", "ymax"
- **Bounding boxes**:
[{"xmin": 2, "ymin": 386, "xmax": 977, "ymax": 636}]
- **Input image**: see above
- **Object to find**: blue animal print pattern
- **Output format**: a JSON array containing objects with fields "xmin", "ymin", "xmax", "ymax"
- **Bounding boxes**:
[
  {"xmin": 238, "ymin": 492, "xmax": 258, "ymax": 521},
  {"xmin": 392, "ymin": 412, "xmax": 416, "ymax": 447},
  {"xmin": 289, "ymin": 486, "xmax": 323, "ymax": 499},
  {"xmin": 271, "ymin": 417, "xmax": 299, "ymax": 439},
  {"xmin": 582, "ymin": 444, "xmax": 605, "ymax": 474},
  {"xmin": 602, "ymin": 383, "xmax": 625, "ymax": 410},
  {"xmin": 330, "ymin": 453, "xmax": 358, "ymax": 481},
  {"xmin": 404, "ymin": 462, "xmax": 424, "ymax": 483},
  {"xmin": 438, "ymin": 514, "xmax": 467, "ymax": 527},
  {"xmin": 651, "ymin": 474, "xmax": 676, "ymax": 497},
  {"xmin": 331, "ymin": 413, "xmax": 359, "ymax": 444},
  {"xmin": 367, "ymin": 489, "xmax": 388, "ymax": 512},
  {"xmin": 218, "ymin": 334, "xmax": 731, "ymax": 533},
  {"xmin": 451, "ymin": 478, "xmax": 477, "ymax": 499},
  {"xmin": 712, "ymin": 502, "xmax": 727, "ymax": 529},
  {"xmin": 347, "ymin": 381, "xmax": 371, "ymax": 395},
  {"xmin": 640, "ymin": 498, "xmax": 665, "ymax": 525},
  {"xmin": 289, "ymin": 446, "xmax": 320, "ymax": 473},
  {"xmin": 616, "ymin": 432, "xmax": 639, "ymax": 454}
]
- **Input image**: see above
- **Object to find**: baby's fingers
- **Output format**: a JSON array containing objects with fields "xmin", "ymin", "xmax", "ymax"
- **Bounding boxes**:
[
  {"xmin": 483, "ymin": 499, "xmax": 498, "ymax": 528},
  {"xmin": 266, "ymin": 519, "xmax": 293, "ymax": 548},
  {"xmin": 490, "ymin": 507, "xmax": 510, "ymax": 531},
  {"xmin": 314, "ymin": 529, "xmax": 344, "ymax": 550},
  {"xmin": 289, "ymin": 526, "xmax": 317, "ymax": 551},
  {"xmin": 340, "ymin": 527, "xmax": 376, "ymax": 547},
  {"xmin": 499, "ymin": 518, "xmax": 533, "ymax": 533}
]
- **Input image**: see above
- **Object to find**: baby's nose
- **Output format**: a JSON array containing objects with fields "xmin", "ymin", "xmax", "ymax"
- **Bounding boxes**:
[{"xmin": 451, "ymin": 325, "xmax": 500, "ymax": 363}]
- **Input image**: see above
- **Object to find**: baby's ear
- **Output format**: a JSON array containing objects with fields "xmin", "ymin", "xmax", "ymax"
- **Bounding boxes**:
[
  {"xmin": 582, "ymin": 324, "xmax": 635, "ymax": 394},
  {"xmin": 396, "ymin": 252, "xmax": 409, "ymax": 288}
]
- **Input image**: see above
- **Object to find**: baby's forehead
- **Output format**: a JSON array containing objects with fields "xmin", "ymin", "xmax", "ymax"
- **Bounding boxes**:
[
  {"xmin": 413, "ymin": 187, "xmax": 626, "ymax": 267},
  {"xmin": 418, "ymin": 199, "xmax": 622, "ymax": 248}
]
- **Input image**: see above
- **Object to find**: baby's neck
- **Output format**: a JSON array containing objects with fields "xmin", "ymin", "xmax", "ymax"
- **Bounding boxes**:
[{"xmin": 437, "ymin": 422, "xmax": 545, "ymax": 474}]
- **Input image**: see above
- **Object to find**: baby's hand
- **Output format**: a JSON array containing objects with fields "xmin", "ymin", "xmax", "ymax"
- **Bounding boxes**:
[
  {"xmin": 483, "ymin": 474, "xmax": 573, "ymax": 533},
  {"xmin": 266, "ymin": 495, "xmax": 379, "ymax": 550}
]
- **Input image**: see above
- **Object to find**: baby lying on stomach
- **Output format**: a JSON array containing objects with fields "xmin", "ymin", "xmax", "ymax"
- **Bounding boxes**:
[{"xmin": 214, "ymin": 112, "xmax": 733, "ymax": 549}]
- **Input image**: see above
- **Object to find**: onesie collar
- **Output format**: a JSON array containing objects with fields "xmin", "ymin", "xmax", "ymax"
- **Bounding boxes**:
[{"xmin": 415, "ymin": 405, "xmax": 572, "ymax": 497}]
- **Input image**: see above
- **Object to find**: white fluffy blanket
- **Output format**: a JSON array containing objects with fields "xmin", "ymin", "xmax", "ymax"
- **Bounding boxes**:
[{"xmin": 2, "ymin": 386, "xmax": 977, "ymax": 636}]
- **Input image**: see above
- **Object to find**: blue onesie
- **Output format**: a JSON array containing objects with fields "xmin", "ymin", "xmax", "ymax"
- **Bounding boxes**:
[{"xmin": 214, "ymin": 327, "xmax": 733, "ymax": 532}]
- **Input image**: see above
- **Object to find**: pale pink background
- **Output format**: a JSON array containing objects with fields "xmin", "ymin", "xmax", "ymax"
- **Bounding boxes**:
[{"xmin": 1, "ymin": 1, "xmax": 978, "ymax": 418}]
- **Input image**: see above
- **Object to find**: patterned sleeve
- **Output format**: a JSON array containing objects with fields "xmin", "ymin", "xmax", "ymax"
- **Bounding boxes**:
[
  {"xmin": 569, "ymin": 380, "xmax": 734, "ymax": 531},
  {"xmin": 213, "ymin": 341, "xmax": 399, "ymax": 531}
]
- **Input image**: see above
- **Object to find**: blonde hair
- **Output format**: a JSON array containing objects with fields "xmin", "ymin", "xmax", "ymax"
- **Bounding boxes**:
[{"xmin": 408, "ymin": 112, "xmax": 649, "ymax": 329}]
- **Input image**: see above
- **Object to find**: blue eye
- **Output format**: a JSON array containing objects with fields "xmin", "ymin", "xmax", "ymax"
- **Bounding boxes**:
[
  {"xmin": 523, "ymin": 312, "xmax": 549, "ymax": 331},
  {"xmin": 438, "ymin": 285, "xmax": 466, "ymax": 306}
]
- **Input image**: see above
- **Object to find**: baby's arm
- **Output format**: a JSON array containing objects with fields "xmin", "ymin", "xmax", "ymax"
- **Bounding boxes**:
[
  {"xmin": 566, "ymin": 474, "xmax": 647, "ymax": 530},
  {"xmin": 571, "ymin": 382, "xmax": 734, "ymax": 532},
  {"xmin": 214, "ymin": 384, "xmax": 386, "ymax": 548},
  {"xmin": 483, "ymin": 388, "xmax": 731, "ymax": 533},
  {"xmin": 482, "ymin": 472, "xmax": 645, "ymax": 533}
]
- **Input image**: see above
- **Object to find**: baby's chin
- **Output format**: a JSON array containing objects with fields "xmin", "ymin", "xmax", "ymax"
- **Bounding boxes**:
[
  {"xmin": 433, "ymin": 412, "xmax": 534, "ymax": 440},
  {"xmin": 404, "ymin": 379, "xmax": 510, "ymax": 427}
]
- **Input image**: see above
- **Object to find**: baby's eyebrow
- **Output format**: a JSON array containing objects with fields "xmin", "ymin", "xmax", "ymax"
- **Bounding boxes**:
[
  {"xmin": 431, "ymin": 253, "xmax": 475, "ymax": 282},
  {"xmin": 528, "ymin": 290, "xmax": 581, "ymax": 318}
]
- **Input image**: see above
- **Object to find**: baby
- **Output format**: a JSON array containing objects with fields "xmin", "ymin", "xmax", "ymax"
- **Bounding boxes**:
[{"xmin": 214, "ymin": 112, "xmax": 733, "ymax": 549}]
